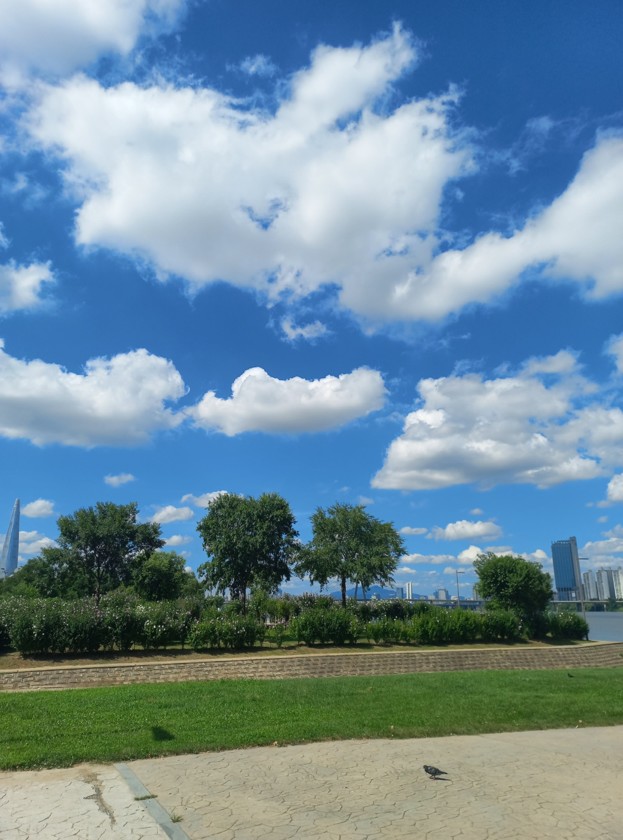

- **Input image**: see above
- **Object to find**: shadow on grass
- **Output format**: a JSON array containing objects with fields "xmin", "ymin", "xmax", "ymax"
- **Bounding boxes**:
[{"xmin": 151, "ymin": 726, "xmax": 175, "ymax": 742}]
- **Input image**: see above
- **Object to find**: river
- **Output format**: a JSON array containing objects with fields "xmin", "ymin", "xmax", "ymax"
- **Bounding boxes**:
[{"xmin": 585, "ymin": 611, "xmax": 623, "ymax": 642}]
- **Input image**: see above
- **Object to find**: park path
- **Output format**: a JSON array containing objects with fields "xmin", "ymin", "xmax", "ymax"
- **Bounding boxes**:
[{"xmin": 1, "ymin": 727, "xmax": 622, "ymax": 838}]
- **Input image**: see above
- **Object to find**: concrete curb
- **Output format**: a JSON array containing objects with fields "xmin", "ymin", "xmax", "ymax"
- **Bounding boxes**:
[{"xmin": 116, "ymin": 763, "xmax": 192, "ymax": 840}]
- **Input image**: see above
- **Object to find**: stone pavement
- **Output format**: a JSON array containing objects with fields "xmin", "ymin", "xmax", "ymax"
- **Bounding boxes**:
[{"xmin": 1, "ymin": 726, "xmax": 622, "ymax": 839}]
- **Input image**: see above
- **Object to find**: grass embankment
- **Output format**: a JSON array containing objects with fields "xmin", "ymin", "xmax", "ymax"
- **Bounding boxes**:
[{"xmin": 2, "ymin": 667, "xmax": 623, "ymax": 770}]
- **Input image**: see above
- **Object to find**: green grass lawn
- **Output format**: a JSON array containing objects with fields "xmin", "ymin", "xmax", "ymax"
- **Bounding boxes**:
[{"xmin": 1, "ymin": 668, "xmax": 622, "ymax": 770}]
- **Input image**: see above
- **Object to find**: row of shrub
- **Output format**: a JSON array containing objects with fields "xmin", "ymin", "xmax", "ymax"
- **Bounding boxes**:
[
  {"xmin": 290, "ymin": 606, "xmax": 524, "ymax": 645},
  {"xmin": 0, "ymin": 592, "xmax": 589, "ymax": 655},
  {"xmin": 245, "ymin": 593, "xmax": 436, "ymax": 624},
  {"xmin": 0, "ymin": 593, "xmax": 204, "ymax": 654}
]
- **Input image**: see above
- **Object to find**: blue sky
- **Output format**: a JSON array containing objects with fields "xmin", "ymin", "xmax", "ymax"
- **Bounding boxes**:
[{"xmin": 2, "ymin": 0, "xmax": 623, "ymax": 598}]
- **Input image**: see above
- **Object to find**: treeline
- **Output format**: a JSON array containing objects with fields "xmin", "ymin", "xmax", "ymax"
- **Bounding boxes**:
[
  {"xmin": 0, "ymin": 592, "xmax": 588, "ymax": 656},
  {"xmin": 0, "ymin": 497, "xmax": 406, "ymax": 609}
]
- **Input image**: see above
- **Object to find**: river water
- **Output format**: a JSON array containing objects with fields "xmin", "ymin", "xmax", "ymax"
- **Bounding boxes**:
[{"xmin": 585, "ymin": 612, "xmax": 623, "ymax": 642}]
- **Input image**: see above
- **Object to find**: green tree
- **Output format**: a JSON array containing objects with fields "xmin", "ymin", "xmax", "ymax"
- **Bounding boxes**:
[
  {"xmin": 296, "ymin": 503, "xmax": 405, "ymax": 607},
  {"xmin": 0, "ymin": 547, "xmax": 91, "ymax": 599},
  {"xmin": 132, "ymin": 551, "xmax": 197, "ymax": 601},
  {"xmin": 56, "ymin": 502, "xmax": 164, "ymax": 603},
  {"xmin": 473, "ymin": 552, "xmax": 553, "ymax": 627},
  {"xmin": 197, "ymin": 493, "xmax": 299, "ymax": 612}
]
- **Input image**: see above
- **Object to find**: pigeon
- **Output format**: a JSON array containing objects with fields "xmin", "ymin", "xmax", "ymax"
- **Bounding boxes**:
[{"xmin": 423, "ymin": 764, "xmax": 448, "ymax": 779}]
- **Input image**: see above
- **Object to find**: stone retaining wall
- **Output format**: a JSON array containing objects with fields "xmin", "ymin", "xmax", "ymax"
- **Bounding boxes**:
[{"xmin": 1, "ymin": 642, "xmax": 622, "ymax": 692}]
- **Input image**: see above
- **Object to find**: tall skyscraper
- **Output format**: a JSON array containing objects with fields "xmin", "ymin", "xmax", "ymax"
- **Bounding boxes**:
[
  {"xmin": 551, "ymin": 536, "xmax": 584, "ymax": 600},
  {"xmin": 0, "ymin": 499, "xmax": 20, "ymax": 579}
]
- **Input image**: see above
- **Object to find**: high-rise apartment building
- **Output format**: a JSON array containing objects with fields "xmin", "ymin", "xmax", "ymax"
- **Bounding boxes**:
[
  {"xmin": 551, "ymin": 536, "xmax": 584, "ymax": 600},
  {"xmin": 0, "ymin": 499, "xmax": 20, "ymax": 579},
  {"xmin": 596, "ymin": 568, "xmax": 617, "ymax": 601},
  {"xmin": 582, "ymin": 568, "xmax": 622, "ymax": 601},
  {"xmin": 582, "ymin": 570, "xmax": 598, "ymax": 600}
]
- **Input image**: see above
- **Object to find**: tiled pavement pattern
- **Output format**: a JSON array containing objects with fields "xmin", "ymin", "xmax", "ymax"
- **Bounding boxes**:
[
  {"xmin": 0, "ymin": 763, "xmax": 170, "ymax": 839},
  {"xmin": 1, "ymin": 642, "xmax": 622, "ymax": 692},
  {"xmin": 1, "ymin": 727, "xmax": 622, "ymax": 839}
]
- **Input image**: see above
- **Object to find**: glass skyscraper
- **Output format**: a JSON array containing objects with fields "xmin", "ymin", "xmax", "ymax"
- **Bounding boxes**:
[
  {"xmin": 551, "ymin": 536, "xmax": 584, "ymax": 601},
  {"xmin": 0, "ymin": 499, "xmax": 20, "ymax": 579}
]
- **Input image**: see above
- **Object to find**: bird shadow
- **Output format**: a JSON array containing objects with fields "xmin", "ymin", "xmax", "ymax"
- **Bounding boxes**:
[{"xmin": 151, "ymin": 726, "xmax": 175, "ymax": 742}]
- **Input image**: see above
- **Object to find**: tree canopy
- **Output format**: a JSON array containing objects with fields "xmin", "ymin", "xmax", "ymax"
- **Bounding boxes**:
[
  {"xmin": 55, "ymin": 502, "xmax": 164, "ymax": 603},
  {"xmin": 473, "ymin": 553, "xmax": 553, "ymax": 620},
  {"xmin": 196, "ymin": 493, "xmax": 299, "ymax": 612},
  {"xmin": 296, "ymin": 503, "xmax": 405, "ymax": 607},
  {"xmin": 132, "ymin": 551, "xmax": 201, "ymax": 601},
  {"xmin": 0, "ymin": 547, "xmax": 90, "ymax": 600}
]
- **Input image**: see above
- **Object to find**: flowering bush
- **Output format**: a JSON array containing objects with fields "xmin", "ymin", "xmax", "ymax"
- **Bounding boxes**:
[
  {"xmin": 189, "ymin": 614, "xmax": 260, "ymax": 650},
  {"xmin": 409, "ymin": 609, "xmax": 450, "ymax": 645},
  {"xmin": 0, "ymin": 593, "xmax": 213, "ymax": 654},
  {"xmin": 365, "ymin": 617, "xmax": 405, "ymax": 644},
  {"xmin": 290, "ymin": 607, "xmax": 360, "ymax": 645},
  {"xmin": 480, "ymin": 609, "xmax": 522, "ymax": 642},
  {"xmin": 99, "ymin": 591, "xmax": 144, "ymax": 651},
  {"xmin": 6, "ymin": 599, "xmax": 66, "ymax": 654},
  {"xmin": 545, "ymin": 610, "xmax": 588, "ymax": 640},
  {"xmin": 60, "ymin": 599, "xmax": 104, "ymax": 653},
  {"xmin": 139, "ymin": 602, "xmax": 180, "ymax": 649}
]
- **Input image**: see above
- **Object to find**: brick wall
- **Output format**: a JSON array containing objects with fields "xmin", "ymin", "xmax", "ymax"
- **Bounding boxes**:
[{"xmin": 1, "ymin": 643, "xmax": 622, "ymax": 692}]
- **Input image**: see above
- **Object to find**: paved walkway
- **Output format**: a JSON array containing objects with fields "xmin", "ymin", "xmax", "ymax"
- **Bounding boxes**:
[{"xmin": 1, "ymin": 726, "xmax": 621, "ymax": 838}]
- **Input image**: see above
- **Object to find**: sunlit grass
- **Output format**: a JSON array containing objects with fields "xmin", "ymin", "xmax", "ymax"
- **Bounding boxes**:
[{"xmin": 1, "ymin": 667, "xmax": 622, "ymax": 770}]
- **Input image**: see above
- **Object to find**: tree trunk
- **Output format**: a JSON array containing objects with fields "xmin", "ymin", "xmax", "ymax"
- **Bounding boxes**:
[{"xmin": 341, "ymin": 575, "xmax": 347, "ymax": 608}]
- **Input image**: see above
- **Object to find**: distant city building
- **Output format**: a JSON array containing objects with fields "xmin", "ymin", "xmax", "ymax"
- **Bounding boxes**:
[
  {"xmin": 433, "ymin": 588, "xmax": 450, "ymax": 600},
  {"xmin": 581, "ymin": 568, "xmax": 622, "ymax": 601},
  {"xmin": 403, "ymin": 582, "xmax": 424, "ymax": 600},
  {"xmin": 394, "ymin": 586, "xmax": 405, "ymax": 599},
  {"xmin": 0, "ymin": 499, "xmax": 20, "ymax": 579},
  {"xmin": 596, "ymin": 568, "xmax": 617, "ymax": 601},
  {"xmin": 551, "ymin": 536, "xmax": 584, "ymax": 600},
  {"xmin": 582, "ymin": 570, "xmax": 598, "ymax": 600}
]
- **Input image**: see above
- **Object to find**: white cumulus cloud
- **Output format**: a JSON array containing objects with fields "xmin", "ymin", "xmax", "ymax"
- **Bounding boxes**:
[
  {"xmin": 181, "ymin": 491, "xmax": 228, "ymax": 508},
  {"xmin": 104, "ymin": 472, "xmax": 136, "ymax": 487},
  {"xmin": 605, "ymin": 474, "xmax": 623, "ymax": 504},
  {"xmin": 150, "ymin": 504, "xmax": 194, "ymax": 524},
  {"xmin": 281, "ymin": 318, "xmax": 329, "ymax": 343},
  {"xmin": 605, "ymin": 334, "xmax": 623, "ymax": 375},
  {"xmin": 18, "ymin": 530, "xmax": 56, "ymax": 555},
  {"xmin": 400, "ymin": 526, "xmax": 428, "ymax": 536},
  {"xmin": 26, "ymin": 26, "xmax": 477, "ymax": 323},
  {"xmin": 387, "ymin": 134, "xmax": 623, "ymax": 320},
  {"xmin": 429, "ymin": 520, "xmax": 502, "ymax": 541},
  {"xmin": 188, "ymin": 367, "xmax": 386, "ymax": 436},
  {"xmin": 0, "ymin": 260, "xmax": 54, "ymax": 314},
  {"xmin": 0, "ymin": 340, "xmax": 185, "ymax": 446},
  {"xmin": 0, "ymin": 0, "xmax": 188, "ymax": 82},
  {"xmin": 21, "ymin": 24, "xmax": 623, "ymax": 327},
  {"xmin": 22, "ymin": 498, "xmax": 55, "ymax": 518},
  {"xmin": 164, "ymin": 534, "xmax": 192, "ymax": 547},
  {"xmin": 373, "ymin": 347, "xmax": 623, "ymax": 490}
]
